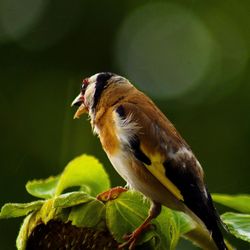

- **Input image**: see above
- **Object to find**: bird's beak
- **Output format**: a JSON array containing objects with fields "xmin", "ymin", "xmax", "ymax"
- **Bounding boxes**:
[{"xmin": 71, "ymin": 93, "xmax": 88, "ymax": 119}]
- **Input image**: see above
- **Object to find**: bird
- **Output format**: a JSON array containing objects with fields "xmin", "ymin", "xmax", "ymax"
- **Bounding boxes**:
[{"xmin": 71, "ymin": 72, "xmax": 228, "ymax": 250}]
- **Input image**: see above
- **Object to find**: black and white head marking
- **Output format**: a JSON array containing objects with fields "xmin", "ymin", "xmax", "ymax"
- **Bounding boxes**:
[
  {"xmin": 92, "ymin": 72, "xmax": 114, "ymax": 110},
  {"xmin": 83, "ymin": 72, "xmax": 130, "ymax": 122},
  {"xmin": 83, "ymin": 72, "xmax": 113, "ymax": 115}
]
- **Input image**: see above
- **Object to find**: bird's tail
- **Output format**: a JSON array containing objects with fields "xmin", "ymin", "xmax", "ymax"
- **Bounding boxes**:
[
  {"xmin": 183, "ymin": 225, "xmax": 231, "ymax": 250},
  {"xmin": 202, "ymin": 191, "xmax": 228, "ymax": 250},
  {"xmin": 183, "ymin": 203, "xmax": 233, "ymax": 250}
]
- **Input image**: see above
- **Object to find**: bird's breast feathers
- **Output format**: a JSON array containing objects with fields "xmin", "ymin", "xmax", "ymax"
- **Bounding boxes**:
[{"xmin": 98, "ymin": 108, "xmax": 141, "ymax": 185}]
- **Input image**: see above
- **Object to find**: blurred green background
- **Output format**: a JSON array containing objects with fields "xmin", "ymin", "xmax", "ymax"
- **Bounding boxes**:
[{"xmin": 0, "ymin": 0, "xmax": 249, "ymax": 249}]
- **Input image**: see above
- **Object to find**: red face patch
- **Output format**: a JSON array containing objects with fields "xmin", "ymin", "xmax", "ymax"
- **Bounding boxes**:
[
  {"xmin": 81, "ymin": 78, "xmax": 89, "ymax": 93},
  {"xmin": 82, "ymin": 78, "xmax": 89, "ymax": 85}
]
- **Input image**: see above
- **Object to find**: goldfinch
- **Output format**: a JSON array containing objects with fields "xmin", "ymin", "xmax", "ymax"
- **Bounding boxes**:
[{"xmin": 71, "ymin": 72, "xmax": 228, "ymax": 250}]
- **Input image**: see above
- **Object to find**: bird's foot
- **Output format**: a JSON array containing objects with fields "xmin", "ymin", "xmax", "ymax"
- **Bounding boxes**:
[
  {"xmin": 118, "ymin": 222, "xmax": 152, "ymax": 250},
  {"xmin": 96, "ymin": 186, "xmax": 128, "ymax": 202}
]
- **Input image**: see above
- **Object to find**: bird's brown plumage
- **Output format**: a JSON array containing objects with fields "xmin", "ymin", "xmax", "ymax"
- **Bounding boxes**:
[
  {"xmin": 72, "ymin": 73, "xmax": 228, "ymax": 250},
  {"xmin": 94, "ymin": 82, "xmax": 204, "ymax": 182}
]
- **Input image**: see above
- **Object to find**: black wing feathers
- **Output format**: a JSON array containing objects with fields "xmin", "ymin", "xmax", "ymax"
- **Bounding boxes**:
[
  {"xmin": 129, "ymin": 136, "xmax": 152, "ymax": 165},
  {"xmin": 164, "ymin": 158, "xmax": 227, "ymax": 250},
  {"xmin": 116, "ymin": 105, "xmax": 126, "ymax": 118}
]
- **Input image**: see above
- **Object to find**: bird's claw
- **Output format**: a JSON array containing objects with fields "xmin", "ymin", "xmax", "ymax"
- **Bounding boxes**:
[
  {"xmin": 118, "ymin": 223, "xmax": 153, "ymax": 250},
  {"xmin": 118, "ymin": 232, "xmax": 137, "ymax": 250}
]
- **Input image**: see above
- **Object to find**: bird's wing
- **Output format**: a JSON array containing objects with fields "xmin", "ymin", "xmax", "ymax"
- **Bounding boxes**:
[
  {"xmin": 114, "ymin": 100, "xmax": 206, "ymax": 200},
  {"xmin": 114, "ymin": 101, "xmax": 223, "ymax": 241}
]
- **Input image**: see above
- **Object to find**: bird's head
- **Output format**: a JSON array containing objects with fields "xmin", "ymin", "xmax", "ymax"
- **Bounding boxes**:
[{"xmin": 71, "ymin": 72, "xmax": 127, "ymax": 119}]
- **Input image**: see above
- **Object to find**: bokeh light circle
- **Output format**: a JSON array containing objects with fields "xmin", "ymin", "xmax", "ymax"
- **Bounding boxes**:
[
  {"xmin": 114, "ymin": 2, "xmax": 215, "ymax": 99},
  {"xmin": 0, "ymin": 0, "xmax": 47, "ymax": 41}
]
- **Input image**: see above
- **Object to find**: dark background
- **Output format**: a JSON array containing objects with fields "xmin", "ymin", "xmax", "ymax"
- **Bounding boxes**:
[{"xmin": 0, "ymin": 0, "xmax": 249, "ymax": 249}]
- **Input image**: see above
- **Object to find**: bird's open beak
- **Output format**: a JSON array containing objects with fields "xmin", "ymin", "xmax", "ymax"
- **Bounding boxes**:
[{"xmin": 71, "ymin": 93, "xmax": 88, "ymax": 119}]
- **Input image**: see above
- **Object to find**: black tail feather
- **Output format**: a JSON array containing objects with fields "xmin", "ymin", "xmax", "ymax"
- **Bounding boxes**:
[{"xmin": 204, "ymin": 190, "xmax": 228, "ymax": 250}]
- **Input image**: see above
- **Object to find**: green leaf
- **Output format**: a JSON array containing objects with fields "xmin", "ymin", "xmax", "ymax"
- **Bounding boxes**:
[
  {"xmin": 106, "ymin": 190, "xmax": 195, "ymax": 249},
  {"xmin": 155, "ymin": 207, "xmax": 178, "ymax": 250},
  {"xmin": 16, "ymin": 213, "xmax": 34, "ymax": 250},
  {"xmin": 69, "ymin": 199, "xmax": 105, "ymax": 228},
  {"xmin": 55, "ymin": 154, "xmax": 110, "ymax": 196},
  {"xmin": 212, "ymin": 194, "xmax": 250, "ymax": 213},
  {"xmin": 106, "ymin": 190, "xmax": 160, "ymax": 247},
  {"xmin": 172, "ymin": 210, "xmax": 195, "ymax": 235},
  {"xmin": 155, "ymin": 208, "xmax": 195, "ymax": 250},
  {"xmin": 26, "ymin": 176, "xmax": 60, "ymax": 199},
  {"xmin": 0, "ymin": 201, "xmax": 44, "ymax": 219},
  {"xmin": 221, "ymin": 212, "xmax": 250, "ymax": 242},
  {"xmin": 53, "ymin": 191, "xmax": 93, "ymax": 208}
]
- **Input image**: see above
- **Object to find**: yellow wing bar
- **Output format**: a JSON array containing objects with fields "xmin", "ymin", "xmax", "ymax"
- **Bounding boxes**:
[{"xmin": 143, "ymin": 151, "xmax": 184, "ymax": 201}]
